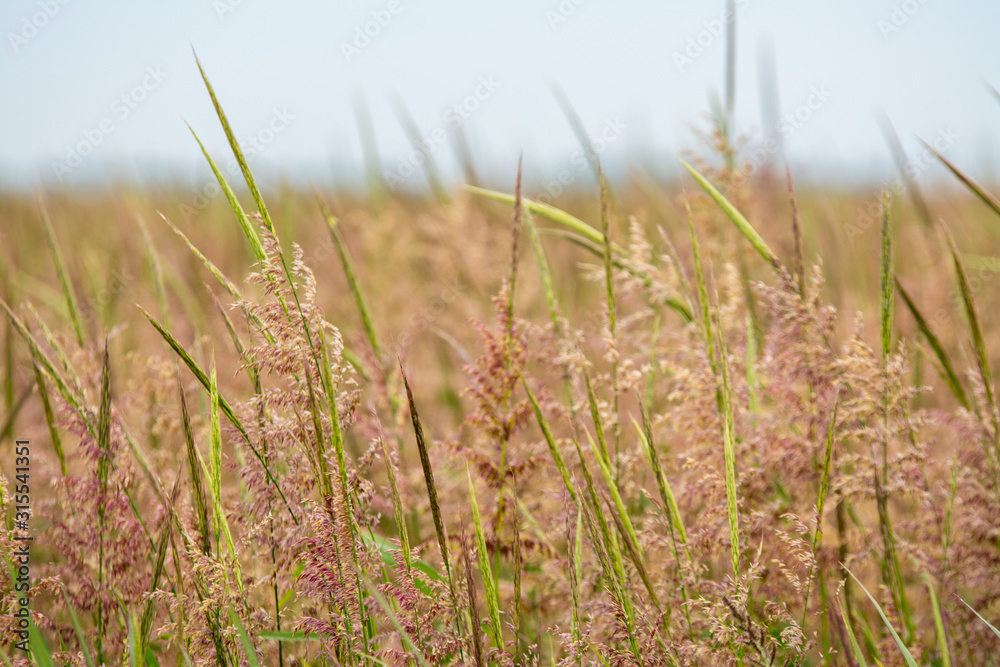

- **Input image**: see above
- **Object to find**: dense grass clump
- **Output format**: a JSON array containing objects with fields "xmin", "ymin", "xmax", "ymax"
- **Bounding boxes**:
[{"xmin": 2, "ymin": 66, "xmax": 1000, "ymax": 666}]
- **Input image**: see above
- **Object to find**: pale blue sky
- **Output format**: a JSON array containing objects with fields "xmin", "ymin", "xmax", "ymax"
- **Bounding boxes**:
[{"xmin": 1, "ymin": 1, "xmax": 997, "ymax": 191}]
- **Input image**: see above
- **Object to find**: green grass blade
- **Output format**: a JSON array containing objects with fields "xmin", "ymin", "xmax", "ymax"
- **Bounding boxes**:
[
  {"xmin": 522, "ymin": 379, "xmax": 576, "ymax": 503},
  {"xmin": 835, "ymin": 594, "xmax": 868, "ymax": 667},
  {"xmin": 185, "ymin": 123, "xmax": 266, "ymax": 263},
  {"xmin": 718, "ymin": 323, "xmax": 741, "ymax": 578},
  {"xmin": 847, "ymin": 569, "xmax": 918, "ymax": 667},
  {"xmin": 1, "ymin": 301, "xmax": 89, "ymax": 431},
  {"xmin": 924, "ymin": 142, "xmax": 1000, "ymax": 218},
  {"xmin": 193, "ymin": 50, "xmax": 275, "ymax": 235},
  {"xmin": 678, "ymin": 158, "xmax": 780, "ymax": 270},
  {"xmin": 960, "ymin": 597, "xmax": 1000, "ymax": 641},
  {"xmin": 31, "ymin": 362, "xmax": 67, "ymax": 477},
  {"xmin": 943, "ymin": 223, "xmax": 1000, "ymax": 447},
  {"xmin": 537, "ymin": 228, "xmax": 693, "ymax": 323},
  {"xmin": 37, "ymin": 192, "xmax": 84, "ymax": 346},
  {"xmin": 522, "ymin": 208, "xmax": 562, "ymax": 335},
  {"xmin": 582, "ymin": 368, "xmax": 610, "ymax": 468},
  {"xmin": 363, "ymin": 578, "xmax": 433, "ymax": 667},
  {"xmin": 922, "ymin": 573, "xmax": 951, "ymax": 667},
  {"xmin": 895, "ymin": 278, "xmax": 970, "ymax": 410},
  {"xmin": 229, "ymin": 608, "xmax": 262, "ymax": 667},
  {"xmin": 467, "ymin": 467, "xmax": 503, "ymax": 649},
  {"xmin": 61, "ymin": 588, "xmax": 96, "ymax": 667},
  {"xmin": 29, "ymin": 617, "xmax": 54, "ymax": 667},
  {"xmin": 634, "ymin": 408, "xmax": 688, "ymax": 550},
  {"xmin": 400, "ymin": 364, "xmax": 456, "ymax": 592},
  {"xmin": 140, "ymin": 306, "xmax": 297, "ymax": 524},
  {"xmin": 209, "ymin": 360, "xmax": 242, "ymax": 591},
  {"xmin": 465, "ymin": 185, "xmax": 602, "ymax": 246},
  {"xmin": 179, "ymin": 382, "xmax": 211, "ymax": 554},
  {"xmin": 314, "ymin": 190, "xmax": 381, "ymax": 361}
]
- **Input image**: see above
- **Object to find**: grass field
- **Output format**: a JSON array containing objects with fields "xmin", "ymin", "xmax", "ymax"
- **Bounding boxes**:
[{"xmin": 2, "ymin": 63, "xmax": 1000, "ymax": 666}]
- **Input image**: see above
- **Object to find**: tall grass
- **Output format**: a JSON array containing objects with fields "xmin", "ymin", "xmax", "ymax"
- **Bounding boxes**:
[{"xmin": 2, "ymin": 60, "xmax": 1000, "ymax": 667}]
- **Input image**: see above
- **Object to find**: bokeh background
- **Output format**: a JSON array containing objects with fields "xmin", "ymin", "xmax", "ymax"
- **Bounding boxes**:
[{"xmin": 1, "ymin": 0, "xmax": 998, "ymax": 192}]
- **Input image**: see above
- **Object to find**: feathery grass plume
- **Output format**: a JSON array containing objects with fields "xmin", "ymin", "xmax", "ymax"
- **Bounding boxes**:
[
  {"xmin": 37, "ymin": 191, "xmax": 84, "ymax": 346},
  {"xmin": 922, "ymin": 573, "xmax": 952, "ymax": 667},
  {"xmin": 895, "ymin": 278, "xmax": 971, "ymax": 410},
  {"xmin": 679, "ymin": 157, "xmax": 781, "ymax": 270},
  {"xmin": 467, "ymin": 467, "xmax": 503, "ymax": 651},
  {"xmin": 185, "ymin": 124, "xmax": 267, "ymax": 264},
  {"xmin": 924, "ymin": 141, "xmax": 1000, "ymax": 218},
  {"xmin": 847, "ymin": 569, "xmax": 918, "ymax": 667},
  {"xmin": 140, "ymin": 305, "xmax": 298, "ymax": 520},
  {"xmin": 314, "ymin": 190, "xmax": 382, "ymax": 362}
]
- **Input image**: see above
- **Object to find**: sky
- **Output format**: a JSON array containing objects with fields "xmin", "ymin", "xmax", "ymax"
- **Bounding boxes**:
[{"xmin": 1, "ymin": 0, "xmax": 998, "ymax": 193}]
